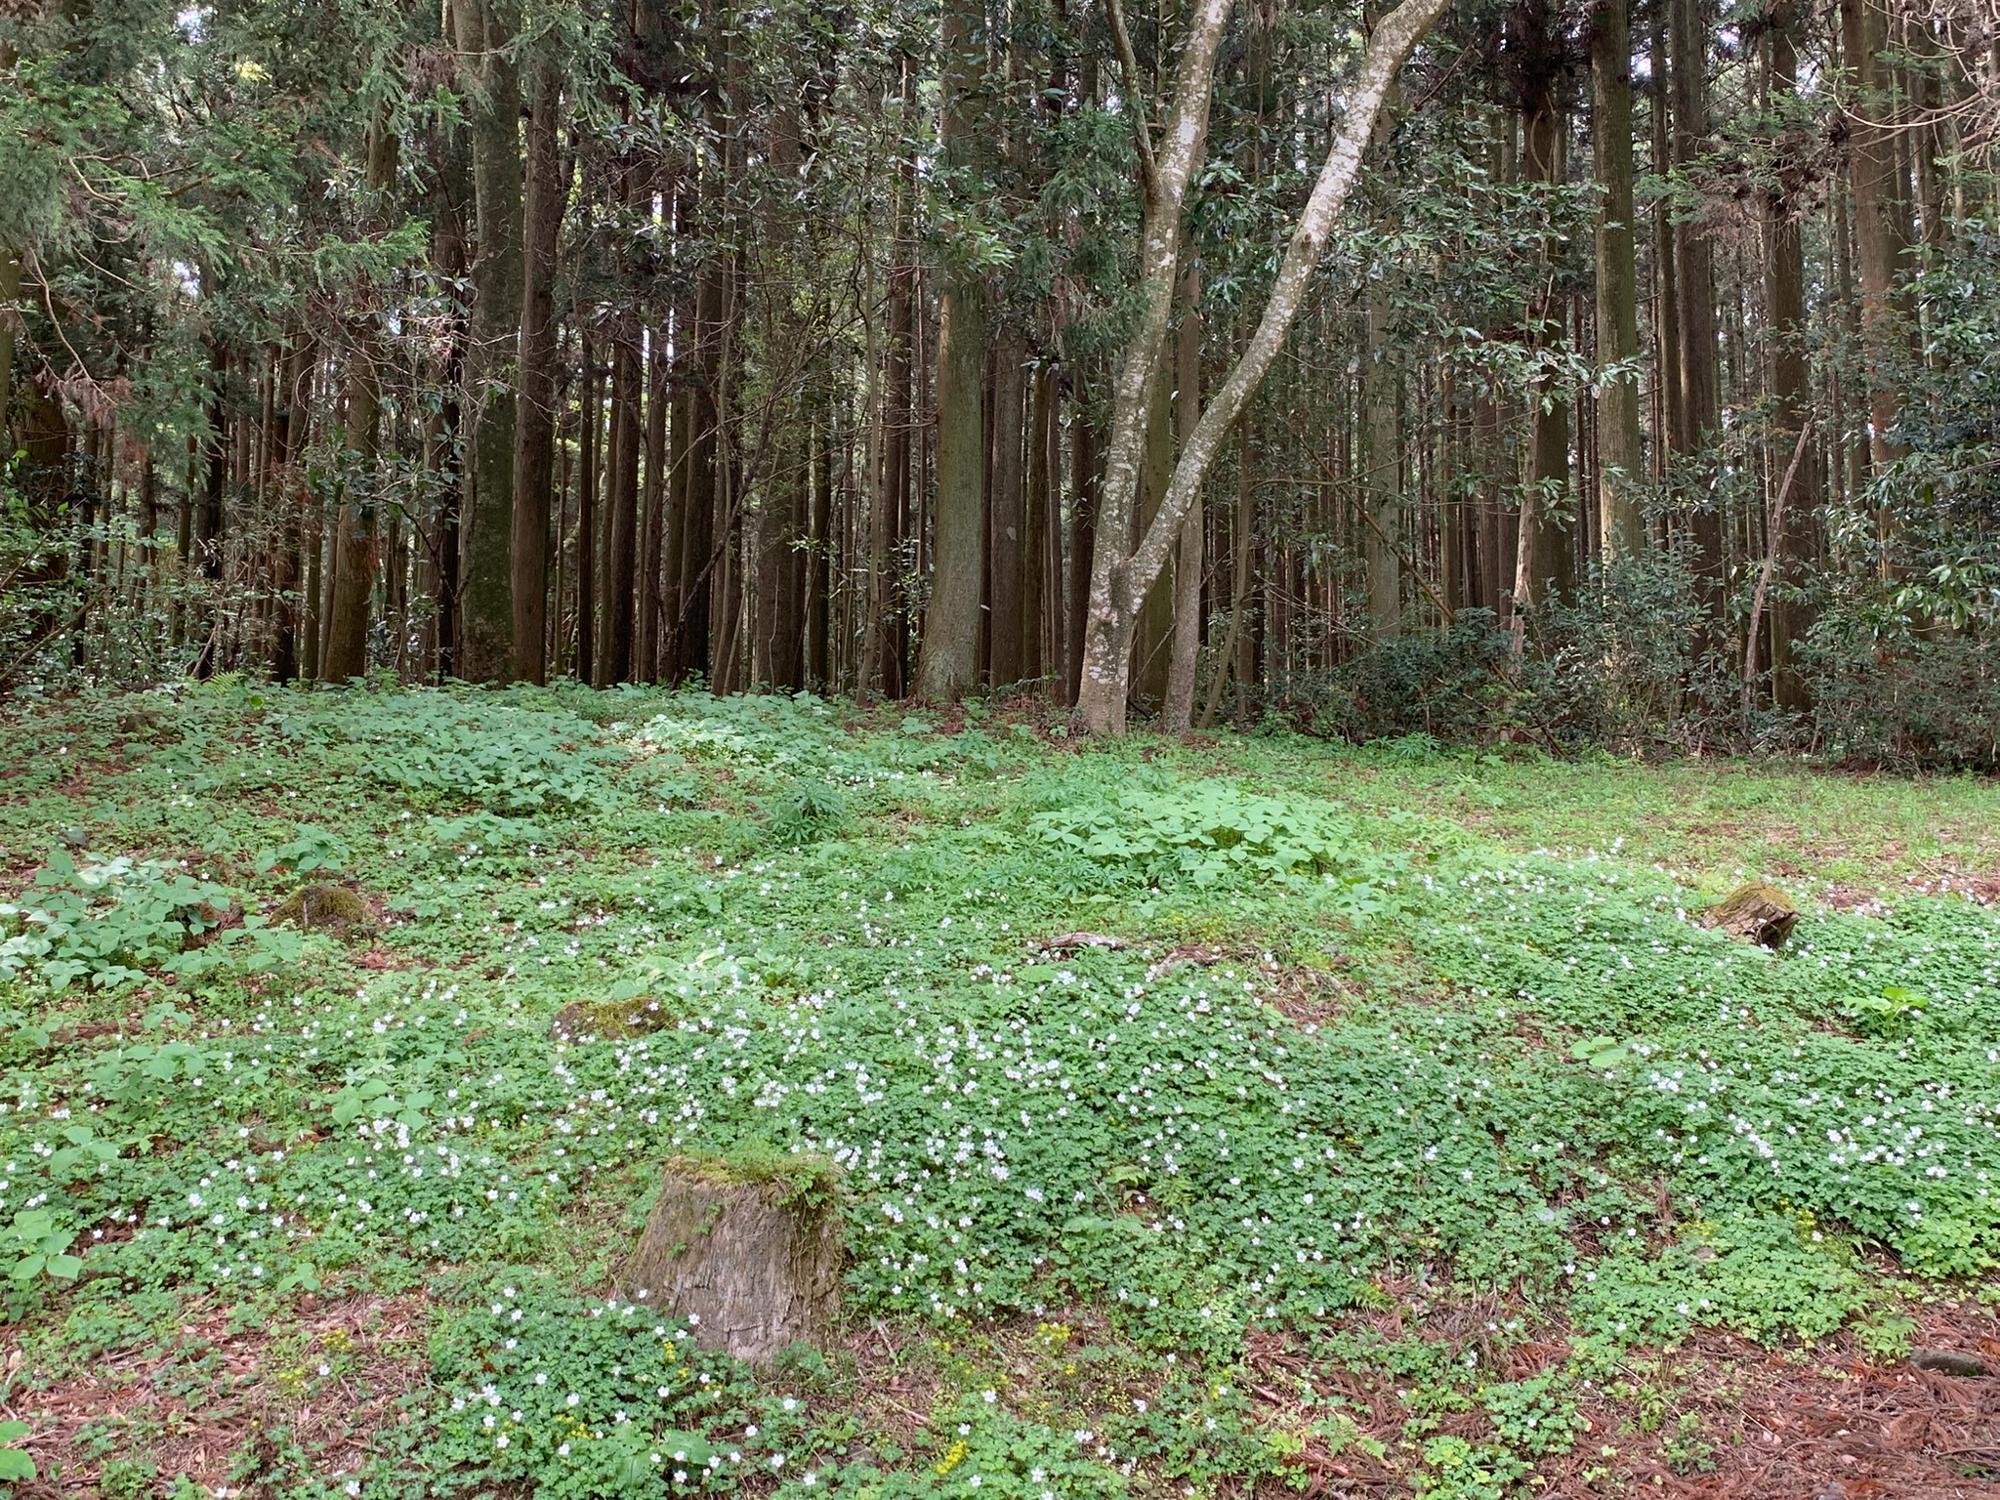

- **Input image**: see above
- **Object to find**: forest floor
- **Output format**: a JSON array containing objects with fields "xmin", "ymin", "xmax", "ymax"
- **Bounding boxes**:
[{"xmin": 3, "ymin": 684, "xmax": 2000, "ymax": 1499}]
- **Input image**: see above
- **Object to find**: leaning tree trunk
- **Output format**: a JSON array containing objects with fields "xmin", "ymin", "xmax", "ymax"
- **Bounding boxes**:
[{"xmin": 1075, "ymin": 0, "xmax": 1451, "ymax": 733}]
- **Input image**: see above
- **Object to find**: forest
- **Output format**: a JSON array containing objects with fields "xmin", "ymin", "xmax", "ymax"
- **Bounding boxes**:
[
  {"xmin": 6, "ymin": 0, "xmax": 2000, "ymax": 1496},
  {"xmin": 0, "ymin": 0, "xmax": 1995, "ymax": 753}
]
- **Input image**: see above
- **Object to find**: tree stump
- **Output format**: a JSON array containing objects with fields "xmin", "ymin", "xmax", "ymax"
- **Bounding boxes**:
[
  {"xmin": 620, "ymin": 1156, "xmax": 843, "ymax": 1365},
  {"xmin": 271, "ymin": 883, "xmax": 374, "ymax": 939},
  {"xmin": 1701, "ymin": 881, "xmax": 1799, "ymax": 949}
]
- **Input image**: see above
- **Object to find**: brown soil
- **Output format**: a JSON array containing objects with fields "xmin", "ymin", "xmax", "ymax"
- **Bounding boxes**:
[{"xmin": 9, "ymin": 1293, "xmax": 428, "ymax": 1495}]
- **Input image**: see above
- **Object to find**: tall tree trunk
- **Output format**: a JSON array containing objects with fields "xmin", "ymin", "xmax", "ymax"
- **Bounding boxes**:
[
  {"xmin": 1669, "ymin": 0, "xmax": 1724, "ymax": 643},
  {"xmin": 511, "ymin": 59, "xmax": 564, "ymax": 684},
  {"xmin": 1133, "ymin": 335, "xmax": 1174, "ymax": 704},
  {"xmin": 1064, "ymin": 388, "xmax": 1097, "ymax": 706},
  {"xmin": 1839, "ymin": 0, "xmax": 1914, "ymax": 478},
  {"xmin": 451, "ymin": 0, "xmax": 524, "ymax": 681},
  {"xmin": 1361, "ymin": 61, "xmax": 1403, "ymax": 636},
  {"xmin": 597, "ymin": 309, "xmax": 641, "ymax": 685},
  {"xmin": 1765, "ymin": 0, "xmax": 1817, "ymax": 708},
  {"xmin": 271, "ymin": 339, "xmax": 314, "ymax": 681},
  {"xmin": 988, "ymin": 334, "xmax": 1027, "ymax": 690},
  {"xmin": 808, "ymin": 399, "xmax": 833, "ymax": 686},
  {"xmin": 1023, "ymin": 364, "xmax": 1054, "ymax": 684},
  {"xmin": 326, "ymin": 118, "xmax": 398, "ymax": 682},
  {"xmin": 751, "ymin": 100, "xmax": 810, "ymax": 693},
  {"xmin": 192, "ymin": 340, "xmax": 229, "ymax": 676},
  {"xmin": 1591, "ymin": 0, "xmax": 1646, "ymax": 563},
  {"xmin": 1649, "ymin": 4, "xmax": 1679, "ymax": 481},
  {"xmin": 1163, "ymin": 264, "xmax": 1205, "ymax": 732},
  {"xmin": 0, "ymin": 250, "xmax": 19, "ymax": 454},
  {"xmin": 426, "ymin": 113, "xmax": 472, "ymax": 681},
  {"xmin": 670, "ymin": 3, "xmax": 737, "ymax": 687},
  {"xmin": 576, "ymin": 335, "xmax": 599, "ymax": 684},
  {"xmin": 0, "ymin": 37, "xmax": 16, "ymax": 451},
  {"xmin": 1519, "ymin": 0, "xmax": 1573, "ymax": 607},
  {"xmin": 1361, "ymin": 261, "xmax": 1402, "ymax": 635},
  {"xmin": 913, "ymin": 0, "xmax": 991, "ymax": 701},
  {"xmin": 869, "ymin": 64, "xmax": 916, "ymax": 697},
  {"xmin": 638, "ymin": 323, "xmax": 668, "ymax": 682}
]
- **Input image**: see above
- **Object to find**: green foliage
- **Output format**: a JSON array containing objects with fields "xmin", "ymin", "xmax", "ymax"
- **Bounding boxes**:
[
  {"xmin": 1032, "ymin": 780, "xmax": 1368, "ymax": 888},
  {"xmin": 3, "ymin": 687, "xmax": 1998, "ymax": 1492},
  {"xmin": 0, "ymin": 851, "xmax": 232, "ymax": 989},
  {"xmin": 424, "ymin": 1280, "xmax": 817, "ymax": 1497},
  {"xmin": 5, "ymin": 1210, "xmax": 81, "ymax": 1317},
  {"xmin": 0, "ymin": 1421, "xmax": 35, "ymax": 1485},
  {"xmin": 254, "ymin": 825, "xmax": 351, "ymax": 875}
]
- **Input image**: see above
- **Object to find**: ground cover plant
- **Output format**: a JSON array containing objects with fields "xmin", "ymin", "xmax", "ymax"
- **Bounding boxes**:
[{"xmin": 3, "ymin": 682, "xmax": 2000, "ymax": 1497}]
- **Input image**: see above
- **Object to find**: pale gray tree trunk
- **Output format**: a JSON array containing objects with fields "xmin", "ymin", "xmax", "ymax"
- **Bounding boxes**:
[{"xmin": 1076, "ymin": 0, "xmax": 1453, "ymax": 733}]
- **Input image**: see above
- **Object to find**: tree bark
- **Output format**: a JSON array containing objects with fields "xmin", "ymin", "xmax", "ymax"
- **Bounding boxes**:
[
  {"xmin": 1591, "ymin": 0, "xmax": 1646, "ymax": 564},
  {"xmin": 450, "ymin": 0, "xmax": 524, "ymax": 681},
  {"xmin": 1765, "ymin": 0, "xmax": 1817, "ymax": 709},
  {"xmin": 0, "ymin": 250, "xmax": 19, "ymax": 454},
  {"xmin": 270, "ymin": 339, "xmax": 314, "ymax": 681},
  {"xmin": 913, "ymin": 0, "xmax": 991, "ymax": 701},
  {"xmin": 1518, "ymin": 0, "xmax": 1573, "ymax": 608},
  {"xmin": 1839, "ymin": 0, "xmax": 1914, "ymax": 477},
  {"xmin": 869, "ymin": 62, "xmax": 916, "ymax": 698},
  {"xmin": 638, "ymin": 322, "xmax": 668, "ymax": 682},
  {"xmin": 1163, "ymin": 264, "xmax": 1204, "ymax": 732},
  {"xmin": 576, "ymin": 334, "xmax": 599, "ymax": 684},
  {"xmin": 511, "ymin": 60, "xmax": 564, "ymax": 684},
  {"xmin": 325, "ymin": 117, "xmax": 398, "ymax": 683},
  {"xmin": 988, "ymin": 332, "xmax": 1027, "ymax": 689},
  {"xmin": 1669, "ymin": 0, "xmax": 1724, "ymax": 643},
  {"xmin": 597, "ymin": 308, "xmax": 641, "ymax": 685}
]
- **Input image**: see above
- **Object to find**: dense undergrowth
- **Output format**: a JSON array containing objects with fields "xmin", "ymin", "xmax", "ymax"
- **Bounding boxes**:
[{"xmin": 2, "ymin": 682, "xmax": 1999, "ymax": 1497}]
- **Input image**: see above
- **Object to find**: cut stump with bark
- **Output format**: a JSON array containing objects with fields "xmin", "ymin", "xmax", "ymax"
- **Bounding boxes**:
[
  {"xmin": 1701, "ymin": 881, "xmax": 1799, "ymax": 949},
  {"xmin": 620, "ymin": 1155, "xmax": 843, "ymax": 1365}
]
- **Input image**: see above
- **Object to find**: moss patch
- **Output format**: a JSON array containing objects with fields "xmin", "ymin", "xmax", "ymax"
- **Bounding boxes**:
[
  {"xmin": 270, "ymin": 883, "xmax": 374, "ymax": 938},
  {"xmin": 548, "ymin": 995, "xmax": 674, "ymax": 1043}
]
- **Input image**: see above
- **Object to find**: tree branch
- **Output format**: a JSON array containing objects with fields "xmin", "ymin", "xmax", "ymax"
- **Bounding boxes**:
[{"xmin": 1104, "ymin": 0, "xmax": 1160, "ymax": 204}]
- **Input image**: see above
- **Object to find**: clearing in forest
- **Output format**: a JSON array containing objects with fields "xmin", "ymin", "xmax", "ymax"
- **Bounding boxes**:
[{"xmin": 3, "ymin": 685, "xmax": 1999, "ymax": 1497}]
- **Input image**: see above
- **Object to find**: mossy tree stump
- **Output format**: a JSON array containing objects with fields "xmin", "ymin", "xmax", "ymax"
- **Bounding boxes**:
[
  {"xmin": 271, "ymin": 883, "xmax": 374, "ymax": 939},
  {"xmin": 1701, "ymin": 880, "xmax": 1799, "ymax": 949},
  {"xmin": 621, "ymin": 1154, "xmax": 843, "ymax": 1366}
]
